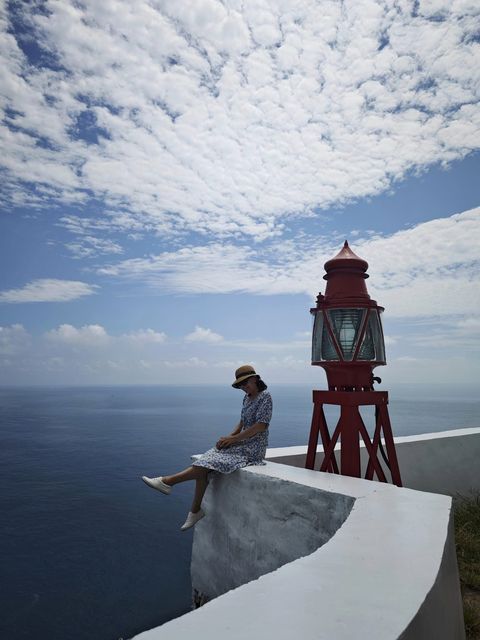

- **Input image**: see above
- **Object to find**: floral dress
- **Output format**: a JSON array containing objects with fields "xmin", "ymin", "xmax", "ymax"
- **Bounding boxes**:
[{"xmin": 192, "ymin": 391, "xmax": 273, "ymax": 474}]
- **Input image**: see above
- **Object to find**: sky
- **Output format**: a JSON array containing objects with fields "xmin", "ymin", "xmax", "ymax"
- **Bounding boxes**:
[{"xmin": 0, "ymin": 0, "xmax": 479, "ymax": 386}]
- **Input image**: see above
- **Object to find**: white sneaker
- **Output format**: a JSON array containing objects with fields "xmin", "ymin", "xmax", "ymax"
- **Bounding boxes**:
[
  {"xmin": 180, "ymin": 509, "xmax": 205, "ymax": 531},
  {"xmin": 141, "ymin": 476, "xmax": 172, "ymax": 495}
]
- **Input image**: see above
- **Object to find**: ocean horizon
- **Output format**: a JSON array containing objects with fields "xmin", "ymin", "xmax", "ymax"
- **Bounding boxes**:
[{"xmin": 1, "ymin": 383, "xmax": 479, "ymax": 640}]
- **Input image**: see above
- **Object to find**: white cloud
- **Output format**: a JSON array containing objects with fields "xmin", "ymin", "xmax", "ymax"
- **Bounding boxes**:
[
  {"xmin": 0, "ymin": 279, "xmax": 98, "ymax": 303},
  {"xmin": 123, "ymin": 329, "xmax": 167, "ymax": 344},
  {"xmin": 294, "ymin": 331, "xmax": 311, "ymax": 339},
  {"xmin": 0, "ymin": 317, "xmax": 478, "ymax": 384},
  {"xmin": 46, "ymin": 323, "xmax": 110, "ymax": 346},
  {"xmin": 99, "ymin": 207, "xmax": 480, "ymax": 319},
  {"xmin": 185, "ymin": 325, "xmax": 224, "ymax": 343},
  {"xmin": 402, "ymin": 314, "xmax": 480, "ymax": 349},
  {"xmin": 0, "ymin": 324, "xmax": 31, "ymax": 354},
  {"xmin": 456, "ymin": 317, "xmax": 480, "ymax": 334},
  {"xmin": 263, "ymin": 355, "xmax": 309, "ymax": 370},
  {"xmin": 163, "ymin": 357, "xmax": 208, "ymax": 368},
  {"xmin": 65, "ymin": 236, "xmax": 124, "ymax": 259},
  {"xmin": 1, "ymin": 1, "xmax": 479, "ymax": 241},
  {"xmin": 45, "ymin": 324, "xmax": 168, "ymax": 347}
]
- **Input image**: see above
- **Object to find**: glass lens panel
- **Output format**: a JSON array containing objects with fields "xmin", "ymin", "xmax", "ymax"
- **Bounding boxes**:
[
  {"xmin": 321, "ymin": 316, "xmax": 339, "ymax": 360},
  {"xmin": 312, "ymin": 312, "xmax": 323, "ymax": 361},
  {"xmin": 358, "ymin": 310, "xmax": 386, "ymax": 362},
  {"xmin": 327, "ymin": 308, "xmax": 365, "ymax": 361},
  {"xmin": 312, "ymin": 311, "xmax": 340, "ymax": 361}
]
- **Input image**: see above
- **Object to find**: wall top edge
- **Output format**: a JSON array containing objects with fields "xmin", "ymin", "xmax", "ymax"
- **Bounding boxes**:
[{"xmin": 265, "ymin": 426, "xmax": 480, "ymax": 459}]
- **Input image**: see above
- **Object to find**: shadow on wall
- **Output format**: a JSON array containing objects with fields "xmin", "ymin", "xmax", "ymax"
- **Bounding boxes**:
[{"xmin": 191, "ymin": 468, "xmax": 354, "ymax": 602}]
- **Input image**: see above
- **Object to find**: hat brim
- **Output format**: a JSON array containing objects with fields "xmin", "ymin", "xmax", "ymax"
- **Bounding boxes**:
[{"xmin": 232, "ymin": 373, "xmax": 258, "ymax": 388}]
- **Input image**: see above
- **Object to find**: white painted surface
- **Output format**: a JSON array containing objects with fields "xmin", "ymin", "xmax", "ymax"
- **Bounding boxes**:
[
  {"xmin": 266, "ymin": 427, "xmax": 480, "ymax": 496},
  {"xmin": 190, "ymin": 465, "xmax": 354, "ymax": 599},
  {"xmin": 133, "ymin": 458, "xmax": 465, "ymax": 640}
]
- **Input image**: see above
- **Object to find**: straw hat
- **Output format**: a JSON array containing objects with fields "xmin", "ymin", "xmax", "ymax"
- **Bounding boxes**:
[{"xmin": 232, "ymin": 365, "xmax": 258, "ymax": 388}]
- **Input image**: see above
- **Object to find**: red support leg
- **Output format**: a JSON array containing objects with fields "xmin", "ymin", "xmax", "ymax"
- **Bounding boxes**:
[
  {"xmin": 377, "ymin": 404, "xmax": 403, "ymax": 487},
  {"xmin": 318, "ymin": 406, "xmax": 339, "ymax": 473},
  {"xmin": 319, "ymin": 419, "xmax": 342, "ymax": 473},
  {"xmin": 339, "ymin": 405, "xmax": 361, "ymax": 477},
  {"xmin": 306, "ymin": 390, "xmax": 402, "ymax": 486},
  {"xmin": 364, "ymin": 405, "xmax": 386, "ymax": 481},
  {"xmin": 305, "ymin": 401, "xmax": 321, "ymax": 470},
  {"xmin": 358, "ymin": 414, "xmax": 387, "ymax": 482}
]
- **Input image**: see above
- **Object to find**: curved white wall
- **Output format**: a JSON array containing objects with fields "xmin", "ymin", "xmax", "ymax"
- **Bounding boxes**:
[
  {"xmin": 190, "ymin": 467, "xmax": 355, "ymax": 601},
  {"xmin": 133, "ymin": 443, "xmax": 466, "ymax": 640},
  {"xmin": 266, "ymin": 427, "xmax": 480, "ymax": 496}
]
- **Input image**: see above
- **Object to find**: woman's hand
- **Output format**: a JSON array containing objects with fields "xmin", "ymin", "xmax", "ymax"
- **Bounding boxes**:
[{"xmin": 216, "ymin": 435, "xmax": 238, "ymax": 449}]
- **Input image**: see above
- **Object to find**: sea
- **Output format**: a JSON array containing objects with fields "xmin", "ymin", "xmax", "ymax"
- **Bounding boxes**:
[{"xmin": 1, "ymin": 383, "xmax": 479, "ymax": 640}]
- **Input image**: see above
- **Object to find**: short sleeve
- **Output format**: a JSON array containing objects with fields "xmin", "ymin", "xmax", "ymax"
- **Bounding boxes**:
[{"xmin": 255, "ymin": 392, "xmax": 272, "ymax": 426}]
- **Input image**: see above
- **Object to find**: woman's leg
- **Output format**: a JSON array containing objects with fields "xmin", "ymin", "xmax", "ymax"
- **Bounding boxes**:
[
  {"xmin": 162, "ymin": 466, "xmax": 209, "ymax": 514},
  {"xmin": 191, "ymin": 470, "xmax": 209, "ymax": 514},
  {"xmin": 152, "ymin": 466, "xmax": 209, "ymax": 514},
  {"xmin": 162, "ymin": 465, "xmax": 207, "ymax": 487}
]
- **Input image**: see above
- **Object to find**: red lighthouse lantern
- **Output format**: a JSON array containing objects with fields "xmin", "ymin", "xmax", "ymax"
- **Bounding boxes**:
[{"xmin": 306, "ymin": 241, "xmax": 402, "ymax": 486}]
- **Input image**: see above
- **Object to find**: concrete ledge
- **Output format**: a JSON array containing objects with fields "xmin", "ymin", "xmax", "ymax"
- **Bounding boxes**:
[
  {"xmin": 133, "ymin": 458, "xmax": 465, "ymax": 640},
  {"xmin": 190, "ymin": 466, "xmax": 355, "ymax": 599},
  {"xmin": 266, "ymin": 427, "xmax": 480, "ymax": 496}
]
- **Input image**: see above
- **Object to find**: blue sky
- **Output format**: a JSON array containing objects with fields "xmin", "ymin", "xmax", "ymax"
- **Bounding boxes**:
[{"xmin": 1, "ymin": 0, "xmax": 479, "ymax": 386}]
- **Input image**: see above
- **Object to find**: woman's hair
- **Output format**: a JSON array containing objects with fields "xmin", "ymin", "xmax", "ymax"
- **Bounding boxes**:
[{"xmin": 255, "ymin": 376, "xmax": 268, "ymax": 391}]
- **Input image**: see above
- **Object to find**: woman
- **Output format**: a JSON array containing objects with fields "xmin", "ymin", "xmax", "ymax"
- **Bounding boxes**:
[{"xmin": 142, "ymin": 365, "xmax": 273, "ymax": 531}]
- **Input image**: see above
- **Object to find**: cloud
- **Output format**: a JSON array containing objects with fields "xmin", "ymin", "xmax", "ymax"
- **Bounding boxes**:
[
  {"xmin": 456, "ymin": 317, "xmax": 480, "ymax": 334},
  {"xmin": 294, "ymin": 331, "xmax": 311, "ymax": 339},
  {"xmin": 45, "ymin": 324, "xmax": 167, "ymax": 347},
  {"xmin": 46, "ymin": 323, "xmax": 110, "ymax": 346},
  {"xmin": 163, "ymin": 357, "xmax": 208, "ymax": 368},
  {"xmin": 0, "ymin": 279, "xmax": 99, "ymax": 303},
  {"xmin": 99, "ymin": 206, "xmax": 480, "ymax": 318},
  {"xmin": 403, "ymin": 314, "xmax": 480, "ymax": 349},
  {"xmin": 98, "ymin": 244, "xmax": 260, "ymax": 293},
  {"xmin": 0, "ymin": 324, "xmax": 31, "ymax": 354},
  {"xmin": 1, "ymin": 1, "xmax": 479, "ymax": 241},
  {"xmin": 357, "ymin": 208, "xmax": 480, "ymax": 317},
  {"xmin": 185, "ymin": 325, "xmax": 224, "ymax": 343},
  {"xmin": 65, "ymin": 236, "xmax": 124, "ymax": 259},
  {"xmin": 123, "ymin": 329, "xmax": 167, "ymax": 344},
  {"xmin": 0, "ymin": 318, "xmax": 478, "ymax": 384}
]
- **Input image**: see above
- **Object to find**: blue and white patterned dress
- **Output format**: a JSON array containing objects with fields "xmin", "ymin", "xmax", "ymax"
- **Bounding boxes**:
[{"xmin": 192, "ymin": 390, "xmax": 273, "ymax": 473}]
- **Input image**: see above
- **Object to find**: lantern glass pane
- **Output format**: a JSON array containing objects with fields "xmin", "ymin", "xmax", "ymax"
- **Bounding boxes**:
[
  {"xmin": 312, "ymin": 311, "xmax": 339, "ymax": 361},
  {"xmin": 327, "ymin": 308, "xmax": 366, "ymax": 361},
  {"xmin": 321, "ymin": 316, "xmax": 339, "ymax": 360},
  {"xmin": 358, "ymin": 310, "xmax": 386, "ymax": 362},
  {"xmin": 311, "ymin": 312, "xmax": 323, "ymax": 361}
]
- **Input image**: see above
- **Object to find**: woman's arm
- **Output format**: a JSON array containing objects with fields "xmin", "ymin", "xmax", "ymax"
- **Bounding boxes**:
[
  {"xmin": 229, "ymin": 421, "xmax": 243, "ymax": 436},
  {"xmin": 216, "ymin": 421, "xmax": 267, "ymax": 448},
  {"xmin": 233, "ymin": 421, "xmax": 267, "ymax": 441}
]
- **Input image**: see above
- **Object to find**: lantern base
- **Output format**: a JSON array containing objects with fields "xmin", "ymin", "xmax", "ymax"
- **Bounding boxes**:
[
  {"xmin": 305, "ymin": 390, "xmax": 402, "ymax": 486},
  {"xmin": 312, "ymin": 362, "xmax": 384, "ymax": 392}
]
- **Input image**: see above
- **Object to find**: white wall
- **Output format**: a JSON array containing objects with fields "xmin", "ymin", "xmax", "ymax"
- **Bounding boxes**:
[
  {"xmin": 190, "ymin": 466, "xmax": 354, "ymax": 601},
  {"xmin": 266, "ymin": 427, "xmax": 480, "ymax": 496},
  {"xmin": 133, "ymin": 445, "xmax": 467, "ymax": 640}
]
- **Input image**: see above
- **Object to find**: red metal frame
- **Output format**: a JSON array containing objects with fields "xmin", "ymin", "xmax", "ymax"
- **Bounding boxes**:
[
  {"xmin": 323, "ymin": 311, "xmax": 344, "ymax": 361},
  {"xmin": 307, "ymin": 241, "xmax": 402, "ymax": 485},
  {"xmin": 352, "ymin": 308, "xmax": 370, "ymax": 361},
  {"xmin": 305, "ymin": 390, "xmax": 402, "ymax": 486}
]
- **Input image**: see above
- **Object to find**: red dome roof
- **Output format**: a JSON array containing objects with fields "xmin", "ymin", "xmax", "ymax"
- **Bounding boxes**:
[{"xmin": 324, "ymin": 240, "xmax": 368, "ymax": 274}]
